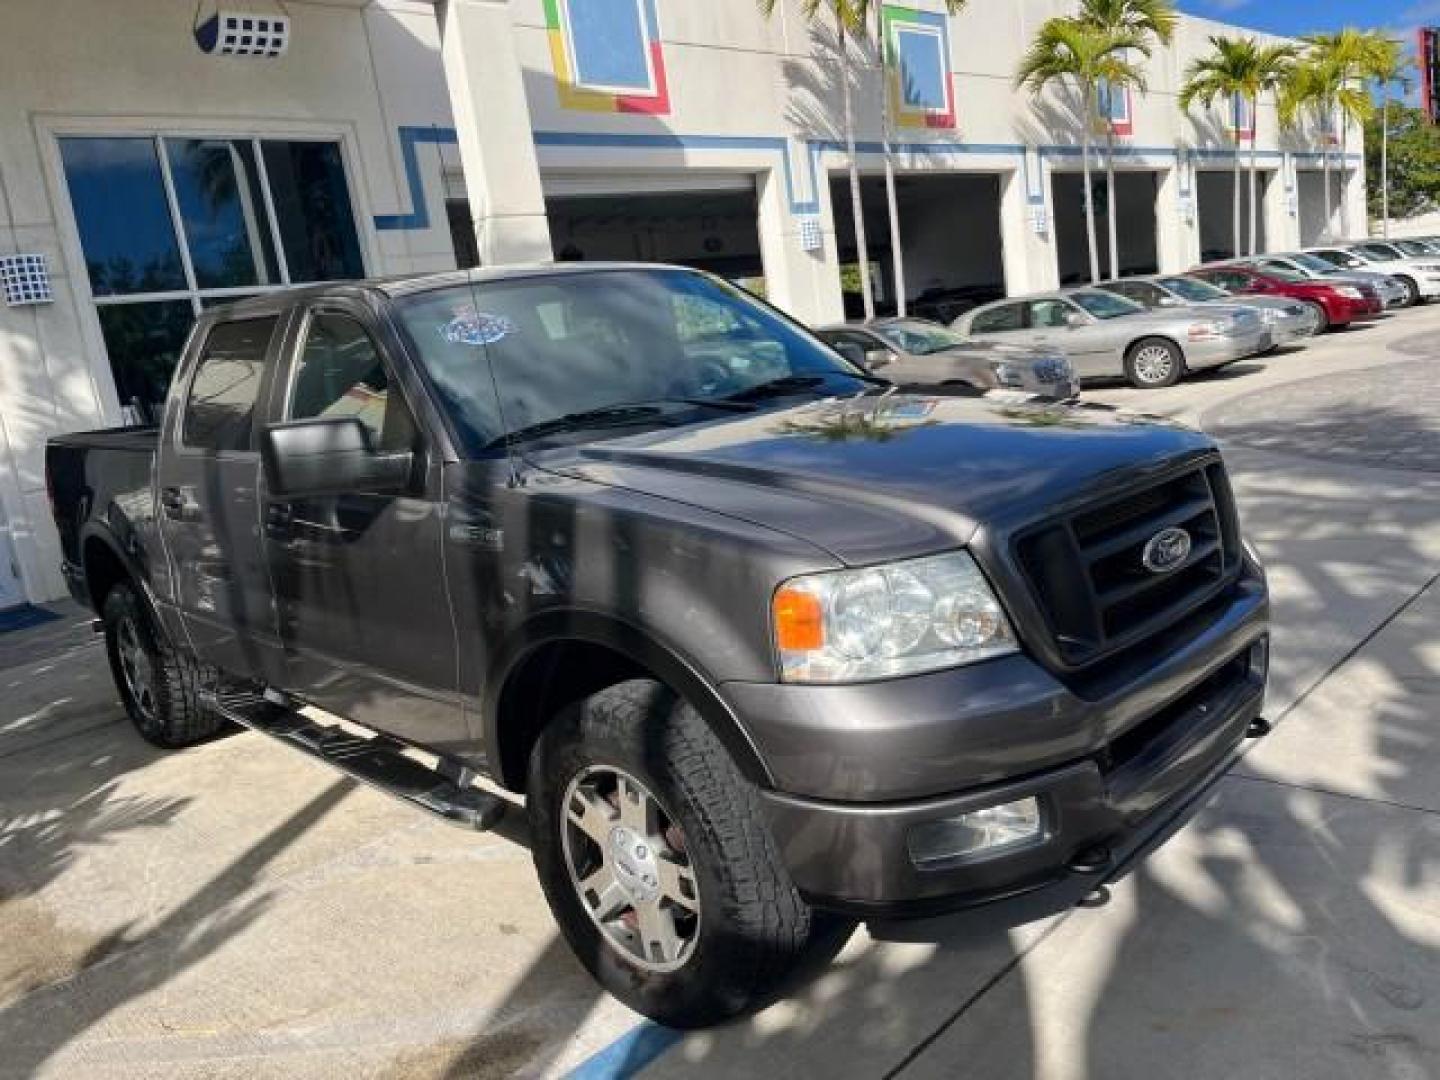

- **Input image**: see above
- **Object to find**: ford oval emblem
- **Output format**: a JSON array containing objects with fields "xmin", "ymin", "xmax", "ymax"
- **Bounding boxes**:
[{"xmin": 1142, "ymin": 526, "xmax": 1192, "ymax": 573}]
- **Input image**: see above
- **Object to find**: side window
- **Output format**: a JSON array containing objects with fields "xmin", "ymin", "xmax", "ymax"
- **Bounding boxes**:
[
  {"xmin": 970, "ymin": 303, "xmax": 1023, "ymax": 333},
  {"xmin": 289, "ymin": 312, "xmax": 416, "ymax": 453},
  {"xmin": 183, "ymin": 316, "xmax": 279, "ymax": 452},
  {"xmin": 823, "ymin": 330, "xmax": 878, "ymax": 351},
  {"xmin": 1027, "ymin": 300, "xmax": 1074, "ymax": 329},
  {"xmin": 1110, "ymin": 282, "xmax": 1160, "ymax": 306}
]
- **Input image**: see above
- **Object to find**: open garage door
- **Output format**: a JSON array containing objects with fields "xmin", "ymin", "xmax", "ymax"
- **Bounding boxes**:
[
  {"xmin": 1051, "ymin": 171, "xmax": 1160, "ymax": 284},
  {"xmin": 544, "ymin": 173, "xmax": 764, "ymax": 292},
  {"xmin": 1197, "ymin": 169, "xmax": 1272, "ymax": 261},
  {"xmin": 1296, "ymin": 169, "xmax": 1345, "ymax": 247},
  {"xmin": 829, "ymin": 172, "xmax": 1005, "ymax": 322}
]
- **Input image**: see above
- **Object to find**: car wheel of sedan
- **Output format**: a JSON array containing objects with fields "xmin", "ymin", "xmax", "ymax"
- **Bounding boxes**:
[
  {"xmin": 1124, "ymin": 338, "xmax": 1184, "ymax": 389},
  {"xmin": 1396, "ymin": 276, "xmax": 1420, "ymax": 307},
  {"xmin": 528, "ymin": 679, "xmax": 821, "ymax": 1028},
  {"xmin": 1301, "ymin": 301, "xmax": 1330, "ymax": 333}
]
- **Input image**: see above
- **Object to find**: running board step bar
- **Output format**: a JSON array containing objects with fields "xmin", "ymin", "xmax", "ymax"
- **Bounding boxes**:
[{"xmin": 207, "ymin": 690, "xmax": 506, "ymax": 831}]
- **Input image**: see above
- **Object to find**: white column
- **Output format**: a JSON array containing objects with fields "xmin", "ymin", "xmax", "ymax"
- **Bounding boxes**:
[
  {"xmin": 757, "ymin": 163, "xmax": 844, "ymax": 325},
  {"xmin": 1265, "ymin": 155, "xmax": 1299, "ymax": 252},
  {"xmin": 438, "ymin": 0, "xmax": 552, "ymax": 265},
  {"xmin": 1002, "ymin": 156, "xmax": 1056, "ymax": 295},
  {"xmin": 1154, "ymin": 164, "xmax": 1189, "ymax": 273}
]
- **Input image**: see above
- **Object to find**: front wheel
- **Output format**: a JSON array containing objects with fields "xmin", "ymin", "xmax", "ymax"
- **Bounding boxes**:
[
  {"xmin": 1301, "ymin": 300, "xmax": 1330, "ymax": 334},
  {"xmin": 527, "ymin": 680, "xmax": 817, "ymax": 1028},
  {"xmin": 1396, "ymin": 276, "xmax": 1420, "ymax": 307},
  {"xmin": 1124, "ymin": 338, "xmax": 1184, "ymax": 389}
]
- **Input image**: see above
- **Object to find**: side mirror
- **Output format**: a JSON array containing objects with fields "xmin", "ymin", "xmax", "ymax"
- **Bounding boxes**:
[
  {"xmin": 262, "ymin": 417, "xmax": 414, "ymax": 499},
  {"xmin": 1065, "ymin": 311, "xmax": 1088, "ymax": 328}
]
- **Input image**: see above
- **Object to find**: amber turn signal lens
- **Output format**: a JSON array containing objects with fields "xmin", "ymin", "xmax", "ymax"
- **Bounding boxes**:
[{"xmin": 773, "ymin": 586, "xmax": 825, "ymax": 652}]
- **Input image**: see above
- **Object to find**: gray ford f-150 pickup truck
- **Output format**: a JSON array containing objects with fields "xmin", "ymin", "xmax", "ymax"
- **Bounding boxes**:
[{"xmin": 47, "ymin": 264, "xmax": 1269, "ymax": 1027}]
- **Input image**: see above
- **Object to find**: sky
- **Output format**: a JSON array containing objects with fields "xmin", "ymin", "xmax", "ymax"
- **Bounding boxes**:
[{"xmin": 1178, "ymin": 0, "xmax": 1440, "ymax": 40}]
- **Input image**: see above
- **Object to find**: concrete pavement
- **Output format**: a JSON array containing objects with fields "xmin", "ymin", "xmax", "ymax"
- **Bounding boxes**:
[{"xmin": 1, "ymin": 307, "xmax": 1438, "ymax": 1078}]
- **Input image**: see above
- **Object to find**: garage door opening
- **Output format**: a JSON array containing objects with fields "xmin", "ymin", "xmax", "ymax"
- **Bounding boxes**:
[
  {"xmin": 1197, "ymin": 169, "xmax": 1272, "ymax": 261},
  {"xmin": 828, "ymin": 172, "xmax": 1005, "ymax": 322},
  {"xmin": 1296, "ymin": 170, "xmax": 1346, "ymax": 247},
  {"xmin": 544, "ymin": 179, "xmax": 765, "ymax": 291},
  {"xmin": 1051, "ymin": 171, "xmax": 1160, "ymax": 285}
]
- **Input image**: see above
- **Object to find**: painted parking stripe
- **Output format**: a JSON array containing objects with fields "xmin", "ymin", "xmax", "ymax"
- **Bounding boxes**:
[{"xmin": 565, "ymin": 1022, "xmax": 683, "ymax": 1080}]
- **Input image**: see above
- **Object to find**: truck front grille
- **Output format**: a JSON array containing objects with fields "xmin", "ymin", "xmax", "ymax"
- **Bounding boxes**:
[{"xmin": 1013, "ymin": 461, "xmax": 1241, "ymax": 670}]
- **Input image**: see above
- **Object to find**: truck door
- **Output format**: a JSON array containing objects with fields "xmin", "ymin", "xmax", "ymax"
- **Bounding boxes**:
[
  {"xmin": 155, "ymin": 312, "xmax": 287, "ymax": 683},
  {"xmin": 260, "ymin": 300, "xmax": 463, "ymax": 753}
]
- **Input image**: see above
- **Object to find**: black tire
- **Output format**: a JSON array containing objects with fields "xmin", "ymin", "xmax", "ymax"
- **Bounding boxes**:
[
  {"xmin": 102, "ymin": 582, "xmax": 224, "ymax": 748},
  {"xmin": 1396, "ymin": 276, "xmax": 1420, "ymax": 307},
  {"xmin": 528, "ymin": 679, "xmax": 816, "ymax": 1028},
  {"xmin": 1123, "ymin": 337, "xmax": 1184, "ymax": 389},
  {"xmin": 1302, "ymin": 300, "xmax": 1330, "ymax": 333}
]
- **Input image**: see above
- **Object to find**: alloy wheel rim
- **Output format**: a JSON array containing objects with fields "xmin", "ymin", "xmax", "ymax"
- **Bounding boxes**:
[
  {"xmin": 561, "ymin": 765, "xmax": 701, "ymax": 973},
  {"xmin": 116, "ymin": 615, "xmax": 156, "ymax": 722},
  {"xmin": 1134, "ymin": 345, "xmax": 1174, "ymax": 384}
]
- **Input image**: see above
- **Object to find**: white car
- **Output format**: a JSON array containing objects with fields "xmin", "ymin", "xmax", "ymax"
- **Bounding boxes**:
[{"xmin": 1304, "ymin": 243, "xmax": 1440, "ymax": 306}]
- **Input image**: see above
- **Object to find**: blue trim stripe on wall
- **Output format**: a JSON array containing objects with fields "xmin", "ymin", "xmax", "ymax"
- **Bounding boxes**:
[
  {"xmin": 374, "ymin": 124, "xmax": 1363, "ymax": 232},
  {"xmin": 374, "ymin": 125, "xmax": 460, "ymax": 231}
]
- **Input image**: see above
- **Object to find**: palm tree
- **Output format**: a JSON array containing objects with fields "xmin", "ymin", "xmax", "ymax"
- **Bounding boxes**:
[
  {"xmin": 1304, "ymin": 31, "xmax": 1375, "ymax": 239},
  {"xmin": 1279, "ymin": 58, "xmax": 1336, "ymax": 238},
  {"xmin": 759, "ymin": 0, "xmax": 874, "ymax": 318},
  {"xmin": 1017, "ymin": 18, "xmax": 1147, "ymax": 285},
  {"xmin": 868, "ymin": 0, "xmax": 967, "ymax": 317},
  {"xmin": 1180, "ymin": 36, "xmax": 1294, "ymax": 259},
  {"xmin": 1358, "ymin": 32, "xmax": 1410, "ymax": 238},
  {"xmin": 1074, "ymin": 0, "xmax": 1177, "ymax": 279}
]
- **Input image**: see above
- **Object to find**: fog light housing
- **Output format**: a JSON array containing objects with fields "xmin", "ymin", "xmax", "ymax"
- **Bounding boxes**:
[
  {"xmin": 907, "ymin": 797, "xmax": 1043, "ymax": 868},
  {"xmin": 1249, "ymin": 636, "xmax": 1269, "ymax": 680}
]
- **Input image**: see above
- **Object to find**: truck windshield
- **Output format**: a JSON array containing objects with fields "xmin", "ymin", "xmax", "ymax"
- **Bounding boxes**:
[{"xmin": 394, "ymin": 268, "xmax": 872, "ymax": 453}]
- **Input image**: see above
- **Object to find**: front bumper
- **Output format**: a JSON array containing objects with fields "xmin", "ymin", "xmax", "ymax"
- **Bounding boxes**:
[
  {"xmin": 1416, "ymin": 274, "xmax": 1440, "ymax": 299},
  {"xmin": 1343, "ymin": 296, "xmax": 1385, "ymax": 321},
  {"xmin": 1187, "ymin": 329, "xmax": 1269, "ymax": 368},
  {"xmin": 734, "ymin": 567, "xmax": 1268, "ymax": 911},
  {"xmin": 1271, "ymin": 311, "xmax": 1320, "ymax": 343}
]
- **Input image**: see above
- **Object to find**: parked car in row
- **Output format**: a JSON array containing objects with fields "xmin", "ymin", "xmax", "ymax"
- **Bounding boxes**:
[
  {"xmin": 1304, "ymin": 243, "xmax": 1440, "ymax": 306},
  {"xmin": 816, "ymin": 319, "xmax": 1079, "ymax": 399},
  {"xmin": 1097, "ymin": 275, "xmax": 1321, "ymax": 346},
  {"xmin": 1241, "ymin": 252, "xmax": 1409, "ymax": 310},
  {"xmin": 1186, "ymin": 264, "xmax": 1383, "ymax": 333},
  {"xmin": 956, "ymin": 287, "xmax": 1270, "ymax": 389},
  {"xmin": 47, "ymin": 263, "xmax": 1272, "ymax": 1027}
]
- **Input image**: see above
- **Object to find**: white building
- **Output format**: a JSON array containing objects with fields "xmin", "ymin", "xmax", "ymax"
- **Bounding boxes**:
[{"xmin": 0, "ymin": 0, "xmax": 1364, "ymax": 608}]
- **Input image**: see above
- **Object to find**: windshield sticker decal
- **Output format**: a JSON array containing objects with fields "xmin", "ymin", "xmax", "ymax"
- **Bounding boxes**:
[{"xmin": 441, "ymin": 307, "xmax": 517, "ymax": 346}]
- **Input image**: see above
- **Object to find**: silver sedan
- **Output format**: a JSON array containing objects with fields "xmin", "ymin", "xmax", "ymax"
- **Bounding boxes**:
[
  {"xmin": 955, "ymin": 288, "xmax": 1271, "ymax": 389},
  {"xmin": 816, "ymin": 319, "xmax": 1079, "ymax": 399},
  {"xmin": 1098, "ymin": 274, "xmax": 1321, "ymax": 345}
]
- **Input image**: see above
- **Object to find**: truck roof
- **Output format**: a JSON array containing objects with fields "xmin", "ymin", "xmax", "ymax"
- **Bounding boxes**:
[{"xmin": 211, "ymin": 263, "xmax": 700, "ymax": 318}]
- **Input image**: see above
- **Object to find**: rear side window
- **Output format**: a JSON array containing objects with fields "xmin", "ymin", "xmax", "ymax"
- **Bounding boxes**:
[
  {"xmin": 183, "ymin": 317, "xmax": 278, "ymax": 452},
  {"xmin": 970, "ymin": 303, "xmax": 1024, "ymax": 333},
  {"xmin": 1107, "ymin": 281, "xmax": 1163, "ymax": 306}
]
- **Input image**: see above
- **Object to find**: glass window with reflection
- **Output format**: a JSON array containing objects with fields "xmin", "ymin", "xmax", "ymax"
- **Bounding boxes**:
[{"xmin": 182, "ymin": 317, "xmax": 278, "ymax": 453}]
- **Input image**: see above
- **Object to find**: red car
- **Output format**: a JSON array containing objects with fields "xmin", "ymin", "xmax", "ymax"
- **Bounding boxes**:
[{"xmin": 1189, "ymin": 263, "xmax": 1384, "ymax": 332}]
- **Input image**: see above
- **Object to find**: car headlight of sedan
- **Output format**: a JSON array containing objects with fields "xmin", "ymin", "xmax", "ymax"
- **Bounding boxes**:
[
  {"xmin": 1335, "ymin": 285, "xmax": 1363, "ymax": 299},
  {"xmin": 1187, "ymin": 318, "xmax": 1230, "ymax": 340},
  {"xmin": 772, "ymin": 551, "xmax": 1017, "ymax": 683},
  {"xmin": 989, "ymin": 361, "xmax": 1025, "ymax": 387}
]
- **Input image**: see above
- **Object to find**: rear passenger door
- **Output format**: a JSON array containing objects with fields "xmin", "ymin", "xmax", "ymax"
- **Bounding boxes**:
[
  {"xmin": 155, "ymin": 312, "xmax": 287, "ymax": 683},
  {"xmin": 260, "ymin": 300, "xmax": 463, "ymax": 752}
]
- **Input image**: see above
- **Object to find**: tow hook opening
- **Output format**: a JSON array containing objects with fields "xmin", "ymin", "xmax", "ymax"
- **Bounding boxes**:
[
  {"xmin": 1067, "ymin": 844, "xmax": 1113, "ymax": 875},
  {"xmin": 1246, "ymin": 716, "xmax": 1272, "ymax": 739}
]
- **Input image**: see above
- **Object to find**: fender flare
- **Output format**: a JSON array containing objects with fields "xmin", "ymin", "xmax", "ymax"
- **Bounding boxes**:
[
  {"xmin": 482, "ymin": 609, "xmax": 774, "ymax": 791},
  {"xmin": 77, "ymin": 523, "xmax": 171, "ymax": 637}
]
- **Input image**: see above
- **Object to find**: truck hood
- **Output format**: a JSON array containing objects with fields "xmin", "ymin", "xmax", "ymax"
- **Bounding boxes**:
[{"xmin": 533, "ymin": 394, "xmax": 1218, "ymax": 565}]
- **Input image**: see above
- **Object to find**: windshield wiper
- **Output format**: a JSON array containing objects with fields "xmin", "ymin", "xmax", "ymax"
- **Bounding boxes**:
[
  {"xmin": 486, "ymin": 398, "xmax": 754, "ymax": 450},
  {"xmin": 724, "ymin": 373, "xmax": 886, "ymax": 404}
]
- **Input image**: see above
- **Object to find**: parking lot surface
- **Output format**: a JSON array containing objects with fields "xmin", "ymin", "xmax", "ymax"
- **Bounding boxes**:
[{"xmin": 2, "ymin": 308, "xmax": 1439, "ymax": 1079}]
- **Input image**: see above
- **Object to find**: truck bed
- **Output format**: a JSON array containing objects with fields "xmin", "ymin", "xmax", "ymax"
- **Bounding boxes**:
[{"xmin": 48, "ymin": 425, "xmax": 159, "ymax": 453}]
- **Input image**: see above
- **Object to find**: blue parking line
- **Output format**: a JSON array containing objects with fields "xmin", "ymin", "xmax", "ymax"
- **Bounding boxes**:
[{"xmin": 565, "ymin": 1022, "xmax": 684, "ymax": 1080}]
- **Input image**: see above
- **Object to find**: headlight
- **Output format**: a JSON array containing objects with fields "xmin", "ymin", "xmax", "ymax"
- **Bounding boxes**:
[
  {"xmin": 772, "ymin": 551, "xmax": 1017, "ymax": 683},
  {"xmin": 989, "ymin": 361, "xmax": 1024, "ymax": 388},
  {"xmin": 1336, "ymin": 286, "xmax": 1363, "ymax": 299},
  {"xmin": 1187, "ymin": 319, "xmax": 1228, "ymax": 340}
]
